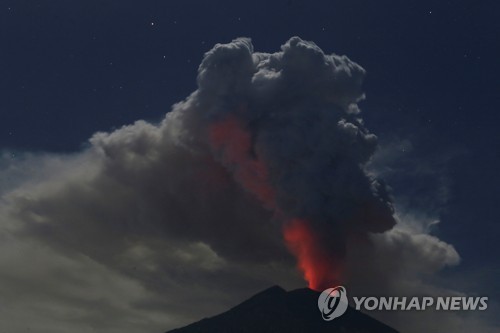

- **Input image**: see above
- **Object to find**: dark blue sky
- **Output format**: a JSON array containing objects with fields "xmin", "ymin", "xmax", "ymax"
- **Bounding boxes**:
[{"xmin": 1, "ymin": 0, "xmax": 498, "ymax": 292}]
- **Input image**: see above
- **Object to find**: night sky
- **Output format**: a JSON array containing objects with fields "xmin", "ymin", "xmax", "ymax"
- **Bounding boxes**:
[{"xmin": 0, "ymin": 1, "xmax": 499, "ymax": 332}]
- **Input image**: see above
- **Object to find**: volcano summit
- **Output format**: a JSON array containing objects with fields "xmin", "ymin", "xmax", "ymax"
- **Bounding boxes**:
[{"xmin": 167, "ymin": 286, "xmax": 399, "ymax": 333}]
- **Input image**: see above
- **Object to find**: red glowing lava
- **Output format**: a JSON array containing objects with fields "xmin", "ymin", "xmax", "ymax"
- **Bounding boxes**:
[
  {"xmin": 209, "ymin": 116, "xmax": 341, "ymax": 290},
  {"xmin": 283, "ymin": 218, "xmax": 341, "ymax": 291}
]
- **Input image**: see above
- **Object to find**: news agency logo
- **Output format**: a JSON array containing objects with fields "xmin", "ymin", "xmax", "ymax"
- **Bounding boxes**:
[
  {"xmin": 317, "ymin": 286, "xmax": 349, "ymax": 321},
  {"xmin": 318, "ymin": 286, "xmax": 489, "ymax": 321}
]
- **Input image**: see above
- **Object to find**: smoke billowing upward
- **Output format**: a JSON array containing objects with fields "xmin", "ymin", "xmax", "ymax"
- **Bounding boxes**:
[
  {"xmin": 1, "ymin": 36, "xmax": 482, "ymax": 333},
  {"xmin": 178, "ymin": 36, "xmax": 396, "ymax": 289}
]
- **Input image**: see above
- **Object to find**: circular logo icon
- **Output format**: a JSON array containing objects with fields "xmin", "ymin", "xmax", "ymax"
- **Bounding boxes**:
[{"xmin": 318, "ymin": 286, "xmax": 349, "ymax": 321}]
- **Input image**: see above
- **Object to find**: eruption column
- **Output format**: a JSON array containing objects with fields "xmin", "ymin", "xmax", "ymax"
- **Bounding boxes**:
[
  {"xmin": 209, "ymin": 115, "xmax": 342, "ymax": 290},
  {"xmin": 283, "ymin": 218, "xmax": 342, "ymax": 290}
]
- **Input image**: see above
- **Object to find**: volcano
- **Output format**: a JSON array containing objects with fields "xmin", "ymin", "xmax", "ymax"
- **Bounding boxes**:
[{"xmin": 167, "ymin": 286, "xmax": 399, "ymax": 333}]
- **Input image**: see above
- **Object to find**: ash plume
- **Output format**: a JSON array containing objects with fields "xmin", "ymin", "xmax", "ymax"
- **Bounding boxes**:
[
  {"xmin": 177, "ymin": 36, "xmax": 396, "ymax": 288},
  {"xmin": 0, "ymin": 37, "xmax": 485, "ymax": 333},
  {"xmin": 184, "ymin": 37, "xmax": 395, "ymax": 232}
]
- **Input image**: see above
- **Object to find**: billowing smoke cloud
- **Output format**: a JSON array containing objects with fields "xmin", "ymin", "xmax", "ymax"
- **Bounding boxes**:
[
  {"xmin": 193, "ymin": 37, "xmax": 395, "ymax": 232},
  {"xmin": 0, "ymin": 37, "xmax": 495, "ymax": 333},
  {"xmin": 176, "ymin": 36, "xmax": 396, "ymax": 289}
]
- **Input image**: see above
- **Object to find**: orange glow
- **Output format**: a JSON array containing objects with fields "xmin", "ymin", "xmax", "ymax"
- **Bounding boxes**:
[
  {"xmin": 283, "ymin": 218, "xmax": 341, "ymax": 291},
  {"xmin": 209, "ymin": 116, "xmax": 340, "ymax": 290}
]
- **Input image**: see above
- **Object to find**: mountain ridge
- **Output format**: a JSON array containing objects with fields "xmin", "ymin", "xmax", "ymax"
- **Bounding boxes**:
[{"xmin": 167, "ymin": 285, "xmax": 399, "ymax": 333}]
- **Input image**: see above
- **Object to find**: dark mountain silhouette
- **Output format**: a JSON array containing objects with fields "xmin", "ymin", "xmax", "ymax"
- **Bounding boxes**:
[{"xmin": 167, "ymin": 286, "xmax": 399, "ymax": 333}]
